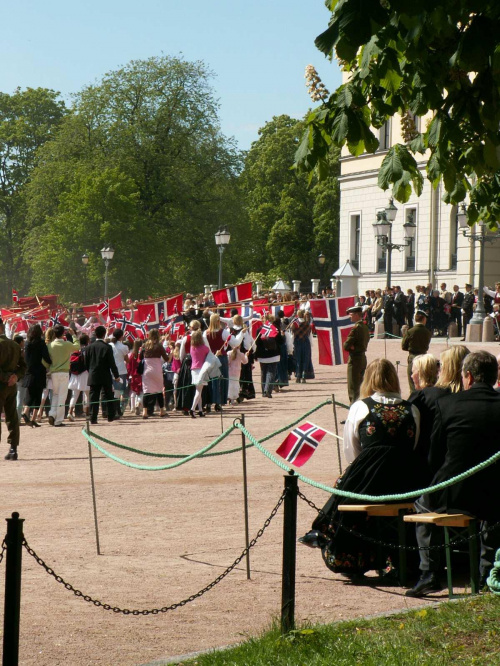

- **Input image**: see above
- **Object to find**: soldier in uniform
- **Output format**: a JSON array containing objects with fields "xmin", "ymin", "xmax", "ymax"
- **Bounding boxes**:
[
  {"xmin": 461, "ymin": 283, "xmax": 475, "ymax": 340},
  {"xmin": 401, "ymin": 310, "xmax": 432, "ymax": 394},
  {"xmin": 343, "ymin": 306, "xmax": 370, "ymax": 404},
  {"xmin": 0, "ymin": 318, "xmax": 27, "ymax": 461}
]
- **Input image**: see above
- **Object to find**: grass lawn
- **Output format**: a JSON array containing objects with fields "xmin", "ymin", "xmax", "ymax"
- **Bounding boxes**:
[{"xmin": 177, "ymin": 594, "xmax": 500, "ymax": 665}]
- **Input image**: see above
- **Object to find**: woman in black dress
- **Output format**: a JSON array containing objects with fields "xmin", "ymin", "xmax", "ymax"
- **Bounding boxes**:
[
  {"xmin": 21, "ymin": 324, "xmax": 52, "ymax": 427},
  {"xmin": 300, "ymin": 359, "xmax": 425, "ymax": 580}
]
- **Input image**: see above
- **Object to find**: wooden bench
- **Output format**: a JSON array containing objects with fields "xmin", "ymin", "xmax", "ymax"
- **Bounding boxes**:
[
  {"xmin": 337, "ymin": 503, "xmax": 416, "ymax": 585},
  {"xmin": 404, "ymin": 512, "xmax": 479, "ymax": 597}
]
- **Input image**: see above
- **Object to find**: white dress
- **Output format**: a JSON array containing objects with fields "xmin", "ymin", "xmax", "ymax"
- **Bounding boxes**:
[{"xmin": 68, "ymin": 370, "xmax": 90, "ymax": 392}]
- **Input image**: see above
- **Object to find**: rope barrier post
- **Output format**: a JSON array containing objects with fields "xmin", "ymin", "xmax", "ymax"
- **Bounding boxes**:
[
  {"xmin": 240, "ymin": 414, "xmax": 251, "ymax": 580},
  {"xmin": 281, "ymin": 470, "xmax": 298, "ymax": 635},
  {"xmin": 331, "ymin": 394, "xmax": 342, "ymax": 475},
  {"xmin": 395, "ymin": 360, "xmax": 400, "ymax": 377},
  {"xmin": 3, "ymin": 511, "xmax": 24, "ymax": 666},
  {"xmin": 384, "ymin": 335, "xmax": 387, "ymax": 359},
  {"xmin": 86, "ymin": 421, "xmax": 101, "ymax": 556}
]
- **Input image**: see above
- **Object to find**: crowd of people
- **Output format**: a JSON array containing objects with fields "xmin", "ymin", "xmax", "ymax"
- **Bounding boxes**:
[{"xmin": 300, "ymin": 348, "xmax": 500, "ymax": 597}]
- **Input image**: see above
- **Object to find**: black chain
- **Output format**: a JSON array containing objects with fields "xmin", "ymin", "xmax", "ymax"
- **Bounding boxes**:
[
  {"xmin": 0, "ymin": 538, "xmax": 6, "ymax": 566},
  {"xmin": 22, "ymin": 490, "xmax": 287, "ymax": 616},
  {"xmin": 297, "ymin": 490, "xmax": 500, "ymax": 552}
]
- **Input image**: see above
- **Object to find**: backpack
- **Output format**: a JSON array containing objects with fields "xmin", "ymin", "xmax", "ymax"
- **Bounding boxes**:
[{"xmin": 70, "ymin": 349, "xmax": 86, "ymax": 375}]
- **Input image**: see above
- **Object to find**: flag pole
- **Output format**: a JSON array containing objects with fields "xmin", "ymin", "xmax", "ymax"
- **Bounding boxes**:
[{"xmin": 332, "ymin": 393, "xmax": 343, "ymax": 475}]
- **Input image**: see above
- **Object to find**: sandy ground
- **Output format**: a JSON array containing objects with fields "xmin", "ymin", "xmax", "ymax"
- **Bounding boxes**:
[{"xmin": 0, "ymin": 336, "xmax": 498, "ymax": 666}]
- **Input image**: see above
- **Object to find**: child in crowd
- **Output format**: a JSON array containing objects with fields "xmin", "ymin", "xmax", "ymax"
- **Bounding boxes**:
[
  {"xmin": 227, "ymin": 345, "xmax": 248, "ymax": 405},
  {"xmin": 170, "ymin": 342, "xmax": 182, "ymax": 408},
  {"xmin": 127, "ymin": 338, "xmax": 143, "ymax": 415}
]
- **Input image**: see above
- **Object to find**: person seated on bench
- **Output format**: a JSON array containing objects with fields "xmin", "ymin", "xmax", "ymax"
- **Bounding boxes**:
[
  {"xmin": 300, "ymin": 358, "xmax": 426, "ymax": 581},
  {"xmin": 407, "ymin": 350, "xmax": 500, "ymax": 597}
]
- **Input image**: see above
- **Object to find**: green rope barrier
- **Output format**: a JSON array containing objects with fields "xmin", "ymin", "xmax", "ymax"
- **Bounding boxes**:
[
  {"xmin": 81, "ymin": 424, "xmax": 237, "ymax": 470},
  {"xmin": 236, "ymin": 422, "xmax": 500, "ymax": 502}
]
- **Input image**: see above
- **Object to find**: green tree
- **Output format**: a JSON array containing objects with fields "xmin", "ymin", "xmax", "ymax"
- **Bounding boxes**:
[
  {"xmin": 25, "ymin": 56, "xmax": 245, "ymax": 301},
  {"xmin": 296, "ymin": 1, "xmax": 500, "ymax": 226},
  {"xmin": 0, "ymin": 87, "xmax": 66, "ymax": 303},
  {"xmin": 241, "ymin": 115, "xmax": 339, "ymax": 284}
]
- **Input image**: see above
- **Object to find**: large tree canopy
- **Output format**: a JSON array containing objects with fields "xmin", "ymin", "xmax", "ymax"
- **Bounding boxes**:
[
  {"xmin": 25, "ymin": 56, "xmax": 245, "ymax": 301},
  {"xmin": 296, "ymin": 0, "xmax": 500, "ymax": 226}
]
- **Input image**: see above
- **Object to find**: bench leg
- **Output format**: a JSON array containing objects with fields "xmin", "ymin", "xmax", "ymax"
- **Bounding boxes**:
[
  {"xmin": 444, "ymin": 527, "xmax": 454, "ymax": 598},
  {"xmin": 398, "ymin": 509, "xmax": 408, "ymax": 587},
  {"xmin": 468, "ymin": 518, "xmax": 479, "ymax": 595}
]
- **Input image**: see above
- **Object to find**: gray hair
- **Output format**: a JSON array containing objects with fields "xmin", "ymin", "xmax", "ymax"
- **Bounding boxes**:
[{"xmin": 462, "ymin": 351, "xmax": 498, "ymax": 386}]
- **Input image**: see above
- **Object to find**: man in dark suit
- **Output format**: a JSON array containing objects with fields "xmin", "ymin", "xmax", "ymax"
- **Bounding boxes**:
[
  {"xmin": 450, "ymin": 285, "xmax": 464, "ymax": 336},
  {"xmin": 461, "ymin": 283, "xmax": 475, "ymax": 340},
  {"xmin": 407, "ymin": 351, "xmax": 500, "ymax": 597},
  {"xmin": 85, "ymin": 326, "xmax": 120, "ymax": 425}
]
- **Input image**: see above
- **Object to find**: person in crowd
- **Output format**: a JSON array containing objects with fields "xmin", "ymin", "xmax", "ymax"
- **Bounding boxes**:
[
  {"xmin": 393, "ymin": 286, "xmax": 407, "ymax": 334},
  {"xmin": 36, "ymin": 327, "xmax": 56, "ymax": 422},
  {"xmin": 254, "ymin": 314, "xmax": 283, "ymax": 398},
  {"xmin": 140, "ymin": 329, "xmax": 169, "ymax": 419},
  {"xmin": 431, "ymin": 290, "xmax": 448, "ymax": 336},
  {"xmin": 67, "ymin": 334, "xmax": 90, "ymax": 421},
  {"xmin": 369, "ymin": 289, "xmax": 383, "ymax": 327},
  {"xmin": 406, "ymin": 288, "xmax": 415, "ymax": 327},
  {"xmin": 292, "ymin": 309, "xmax": 312, "ymax": 384},
  {"xmin": 227, "ymin": 345, "xmax": 248, "ymax": 405},
  {"xmin": 170, "ymin": 342, "xmax": 182, "ymax": 407},
  {"xmin": 383, "ymin": 287, "xmax": 395, "ymax": 338},
  {"xmin": 229, "ymin": 315, "xmax": 255, "ymax": 401},
  {"xmin": 275, "ymin": 311, "xmax": 289, "ymax": 392},
  {"xmin": 409, "ymin": 345, "xmax": 469, "ymax": 469},
  {"xmin": 406, "ymin": 351, "xmax": 500, "ymax": 597},
  {"xmin": 162, "ymin": 350, "xmax": 175, "ymax": 410},
  {"xmin": 203, "ymin": 314, "xmax": 232, "ymax": 411},
  {"xmin": 13, "ymin": 335, "xmax": 26, "ymax": 421},
  {"xmin": 300, "ymin": 359, "xmax": 423, "ymax": 581},
  {"xmin": 21, "ymin": 324, "xmax": 51, "ymax": 427},
  {"xmin": 177, "ymin": 319, "xmax": 201, "ymax": 414},
  {"xmin": 401, "ymin": 310, "xmax": 432, "ymax": 394},
  {"xmin": 461, "ymin": 283, "xmax": 475, "ymax": 340},
  {"xmin": 127, "ymin": 339, "xmax": 143, "ymax": 415},
  {"xmin": 0, "ymin": 318, "xmax": 27, "ymax": 460},
  {"xmin": 109, "ymin": 328, "xmax": 129, "ymax": 416},
  {"xmin": 44, "ymin": 325, "xmax": 80, "ymax": 427},
  {"xmin": 85, "ymin": 325, "xmax": 120, "ymax": 425},
  {"xmin": 343, "ymin": 306, "xmax": 370, "ymax": 404},
  {"xmin": 189, "ymin": 329, "xmax": 210, "ymax": 417},
  {"xmin": 450, "ymin": 285, "xmax": 464, "ymax": 337}
]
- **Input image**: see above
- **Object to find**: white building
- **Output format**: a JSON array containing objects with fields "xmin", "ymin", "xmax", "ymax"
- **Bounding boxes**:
[{"xmin": 338, "ymin": 116, "xmax": 500, "ymax": 295}]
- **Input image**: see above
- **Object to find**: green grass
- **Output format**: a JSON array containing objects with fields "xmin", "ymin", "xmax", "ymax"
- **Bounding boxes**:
[{"xmin": 176, "ymin": 595, "xmax": 500, "ymax": 665}]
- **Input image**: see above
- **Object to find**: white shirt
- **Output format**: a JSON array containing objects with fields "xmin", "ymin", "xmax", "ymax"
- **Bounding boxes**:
[
  {"xmin": 110, "ymin": 340, "xmax": 129, "ymax": 375},
  {"xmin": 343, "ymin": 392, "xmax": 420, "ymax": 464}
]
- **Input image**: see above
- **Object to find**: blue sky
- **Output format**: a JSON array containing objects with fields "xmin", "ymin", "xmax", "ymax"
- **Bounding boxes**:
[{"xmin": 1, "ymin": 0, "xmax": 342, "ymax": 150}]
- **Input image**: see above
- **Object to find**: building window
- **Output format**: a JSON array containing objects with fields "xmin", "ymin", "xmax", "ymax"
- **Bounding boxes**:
[
  {"xmin": 350, "ymin": 214, "xmax": 361, "ymax": 269},
  {"xmin": 450, "ymin": 206, "xmax": 458, "ymax": 269},
  {"xmin": 405, "ymin": 208, "xmax": 417, "ymax": 271},
  {"xmin": 378, "ymin": 121, "xmax": 391, "ymax": 151}
]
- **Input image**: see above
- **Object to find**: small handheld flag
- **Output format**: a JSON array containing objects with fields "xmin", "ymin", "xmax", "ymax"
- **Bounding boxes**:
[{"xmin": 276, "ymin": 422, "xmax": 327, "ymax": 467}]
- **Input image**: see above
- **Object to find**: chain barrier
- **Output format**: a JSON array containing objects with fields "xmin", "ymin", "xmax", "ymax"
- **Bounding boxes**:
[
  {"xmin": 21, "ymin": 490, "xmax": 287, "ymax": 616},
  {"xmin": 0, "ymin": 538, "xmax": 6, "ymax": 566},
  {"xmin": 297, "ymin": 490, "xmax": 500, "ymax": 552}
]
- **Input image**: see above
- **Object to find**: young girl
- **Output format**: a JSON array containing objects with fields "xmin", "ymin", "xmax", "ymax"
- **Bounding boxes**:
[
  {"xmin": 189, "ymin": 329, "xmax": 210, "ymax": 418},
  {"xmin": 171, "ymin": 342, "xmax": 182, "ymax": 409},
  {"xmin": 227, "ymin": 346, "xmax": 248, "ymax": 405},
  {"xmin": 127, "ymin": 339, "xmax": 143, "ymax": 415}
]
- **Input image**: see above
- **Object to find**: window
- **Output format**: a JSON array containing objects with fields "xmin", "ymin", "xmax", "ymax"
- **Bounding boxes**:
[
  {"xmin": 450, "ymin": 206, "xmax": 458, "ymax": 269},
  {"xmin": 350, "ymin": 214, "xmax": 361, "ymax": 269},
  {"xmin": 378, "ymin": 121, "xmax": 391, "ymax": 151},
  {"xmin": 405, "ymin": 208, "xmax": 417, "ymax": 271}
]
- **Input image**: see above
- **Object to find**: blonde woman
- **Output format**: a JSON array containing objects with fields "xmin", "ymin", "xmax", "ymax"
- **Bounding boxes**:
[
  {"xmin": 410, "ymin": 354, "xmax": 438, "ymax": 391},
  {"xmin": 301, "ymin": 359, "xmax": 424, "ymax": 580},
  {"xmin": 177, "ymin": 320, "xmax": 201, "ymax": 414},
  {"xmin": 203, "ymin": 313, "xmax": 242, "ymax": 410},
  {"xmin": 189, "ymin": 329, "xmax": 210, "ymax": 417},
  {"xmin": 140, "ymin": 329, "xmax": 169, "ymax": 419}
]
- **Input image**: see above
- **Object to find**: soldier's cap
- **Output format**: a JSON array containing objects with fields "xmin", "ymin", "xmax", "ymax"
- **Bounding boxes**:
[
  {"xmin": 415, "ymin": 310, "xmax": 428, "ymax": 317},
  {"xmin": 346, "ymin": 306, "xmax": 363, "ymax": 314},
  {"xmin": 465, "ymin": 283, "xmax": 473, "ymax": 288}
]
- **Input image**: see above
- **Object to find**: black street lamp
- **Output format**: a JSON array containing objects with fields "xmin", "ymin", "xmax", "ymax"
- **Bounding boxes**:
[
  {"xmin": 82, "ymin": 253, "xmax": 89, "ymax": 302},
  {"xmin": 318, "ymin": 252, "xmax": 326, "ymax": 293},
  {"xmin": 214, "ymin": 227, "xmax": 231, "ymax": 289},
  {"xmin": 372, "ymin": 198, "xmax": 416, "ymax": 288},
  {"xmin": 100, "ymin": 246, "xmax": 115, "ymax": 300}
]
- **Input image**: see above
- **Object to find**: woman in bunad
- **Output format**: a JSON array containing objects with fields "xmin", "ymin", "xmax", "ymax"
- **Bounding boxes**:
[
  {"xmin": 127, "ymin": 339, "xmax": 144, "ymax": 415},
  {"xmin": 21, "ymin": 324, "xmax": 52, "ymax": 427},
  {"xmin": 203, "ymin": 313, "xmax": 242, "ymax": 411},
  {"xmin": 227, "ymin": 315, "xmax": 255, "ymax": 401},
  {"xmin": 292, "ymin": 309, "xmax": 312, "ymax": 383},
  {"xmin": 140, "ymin": 329, "xmax": 169, "ymax": 419},
  {"xmin": 67, "ymin": 334, "xmax": 90, "ymax": 421},
  {"xmin": 300, "ymin": 359, "xmax": 425, "ymax": 582},
  {"xmin": 177, "ymin": 319, "xmax": 201, "ymax": 415},
  {"xmin": 35, "ymin": 326, "xmax": 56, "ymax": 422},
  {"xmin": 275, "ymin": 311, "xmax": 290, "ymax": 392}
]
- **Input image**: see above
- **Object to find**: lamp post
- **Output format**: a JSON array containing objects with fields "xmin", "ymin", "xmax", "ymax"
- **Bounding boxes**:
[
  {"xmin": 81, "ymin": 253, "xmax": 89, "ymax": 302},
  {"xmin": 372, "ymin": 199, "xmax": 416, "ymax": 288},
  {"xmin": 457, "ymin": 205, "xmax": 500, "ymax": 324},
  {"xmin": 100, "ymin": 246, "xmax": 115, "ymax": 301},
  {"xmin": 318, "ymin": 252, "xmax": 326, "ymax": 293},
  {"xmin": 214, "ymin": 227, "xmax": 231, "ymax": 289}
]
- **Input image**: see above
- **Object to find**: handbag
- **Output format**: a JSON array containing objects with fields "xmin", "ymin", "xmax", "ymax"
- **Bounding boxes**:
[{"xmin": 137, "ymin": 352, "xmax": 145, "ymax": 375}]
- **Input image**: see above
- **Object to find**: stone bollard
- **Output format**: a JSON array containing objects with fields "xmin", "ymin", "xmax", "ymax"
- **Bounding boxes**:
[
  {"xmin": 482, "ymin": 316, "xmax": 495, "ymax": 342},
  {"xmin": 467, "ymin": 321, "xmax": 483, "ymax": 342},
  {"xmin": 374, "ymin": 320, "xmax": 385, "ymax": 339},
  {"xmin": 448, "ymin": 321, "xmax": 458, "ymax": 338}
]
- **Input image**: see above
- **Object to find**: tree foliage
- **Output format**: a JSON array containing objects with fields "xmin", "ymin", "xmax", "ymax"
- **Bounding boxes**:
[
  {"xmin": 297, "ymin": 0, "xmax": 500, "ymax": 226},
  {"xmin": 241, "ymin": 114, "xmax": 339, "ymax": 285}
]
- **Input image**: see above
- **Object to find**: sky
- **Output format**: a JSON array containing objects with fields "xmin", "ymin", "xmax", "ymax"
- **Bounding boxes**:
[{"xmin": 0, "ymin": 0, "xmax": 342, "ymax": 151}]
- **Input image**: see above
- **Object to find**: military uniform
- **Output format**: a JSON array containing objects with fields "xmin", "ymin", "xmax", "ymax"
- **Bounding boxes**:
[
  {"xmin": 401, "ymin": 323, "xmax": 432, "ymax": 393},
  {"xmin": 0, "ymin": 333, "xmax": 27, "ymax": 460},
  {"xmin": 343, "ymin": 320, "xmax": 370, "ymax": 403}
]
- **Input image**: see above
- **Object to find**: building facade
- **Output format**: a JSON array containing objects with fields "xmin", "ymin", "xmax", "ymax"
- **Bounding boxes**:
[{"xmin": 338, "ymin": 116, "xmax": 500, "ymax": 296}]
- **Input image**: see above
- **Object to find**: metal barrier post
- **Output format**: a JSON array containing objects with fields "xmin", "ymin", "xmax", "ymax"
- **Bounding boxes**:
[
  {"xmin": 240, "ymin": 414, "xmax": 251, "ymax": 579},
  {"xmin": 331, "ymin": 394, "xmax": 342, "ymax": 475},
  {"xmin": 87, "ymin": 419, "xmax": 101, "ymax": 555},
  {"xmin": 281, "ymin": 471, "xmax": 298, "ymax": 634},
  {"xmin": 3, "ymin": 512, "xmax": 24, "ymax": 666}
]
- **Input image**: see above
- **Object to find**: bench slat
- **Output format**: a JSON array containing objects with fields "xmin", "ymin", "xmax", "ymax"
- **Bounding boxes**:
[{"xmin": 404, "ymin": 513, "xmax": 473, "ymax": 527}]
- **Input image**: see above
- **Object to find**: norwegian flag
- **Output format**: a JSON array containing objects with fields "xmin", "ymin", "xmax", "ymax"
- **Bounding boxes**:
[
  {"xmin": 276, "ymin": 422, "xmax": 327, "ymax": 467},
  {"xmin": 252, "ymin": 298, "xmax": 270, "ymax": 316},
  {"xmin": 48, "ymin": 310, "xmax": 69, "ymax": 328},
  {"xmin": 270, "ymin": 304, "xmax": 296, "ymax": 318},
  {"xmin": 165, "ymin": 316, "xmax": 185, "ymax": 342},
  {"xmin": 113, "ymin": 311, "xmax": 136, "ymax": 336},
  {"xmin": 309, "ymin": 297, "xmax": 355, "ymax": 365},
  {"xmin": 259, "ymin": 322, "xmax": 278, "ymax": 339},
  {"xmin": 12, "ymin": 289, "xmax": 19, "ymax": 303},
  {"xmin": 212, "ymin": 281, "xmax": 253, "ymax": 306},
  {"xmin": 134, "ymin": 313, "xmax": 151, "ymax": 339},
  {"xmin": 97, "ymin": 293, "xmax": 123, "ymax": 319}
]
